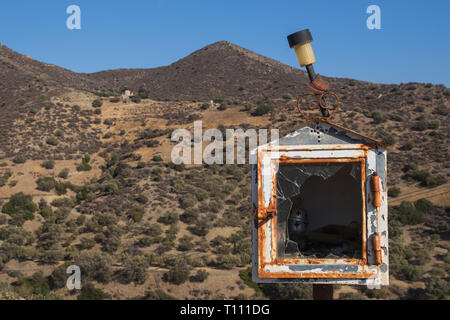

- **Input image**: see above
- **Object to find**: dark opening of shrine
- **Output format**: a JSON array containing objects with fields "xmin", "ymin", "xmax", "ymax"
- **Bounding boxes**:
[{"xmin": 276, "ymin": 161, "xmax": 363, "ymax": 259}]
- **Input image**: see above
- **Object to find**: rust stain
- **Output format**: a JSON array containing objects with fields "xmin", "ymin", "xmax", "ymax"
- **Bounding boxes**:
[
  {"xmin": 370, "ymin": 173, "xmax": 382, "ymax": 208},
  {"xmin": 259, "ymin": 270, "xmax": 377, "ymax": 279},
  {"xmin": 361, "ymin": 158, "xmax": 368, "ymax": 264},
  {"xmin": 258, "ymin": 221, "xmax": 266, "ymax": 269},
  {"xmin": 272, "ymin": 258, "xmax": 365, "ymax": 266},
  {"xmin": 271, "ymin": 161, "xmax": 278, "ymax": 262},
  {"xmin": 257, "ymin": 149, "xmax": 266, "ymax": 268},
  {"xmin": 268, "ymin": 144, "xmax": 370, "ymax": 152},
  {"xmin": 278, "ymin": 157, "xmax": 365, "ymax": 164},
  {"xmin": 372, "ymin": 233, "xmax": 382, "ymax": 266}
]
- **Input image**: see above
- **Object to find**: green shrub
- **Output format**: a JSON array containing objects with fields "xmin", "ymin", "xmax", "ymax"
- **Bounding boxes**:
[
  {"xmin": 8, "ymin": 180, "xmax": 17, "ymax": 187},
  {"xmin": 399, "ymin": 141, "xmax": 414, "ymax": 151},
  {"xmin": 48, "ymin": 264, "xmax": 70, "ymax": 289},
  {"xmin": 58, "ymin": 168, "xmax": 69, "ymax": 179},
  {"xmin": 138, "ymin": 86, "xmax": 149, "ymax": 99},
  {"xmin": 371, "ymin": 111, "xmax": 388, "ymax": 124},
  {"xmin": 41, "ymin": 160, "xmax": 55, "ymax": 170},
  {"xmin": 401, "ymin": 264, "xmax": 424, "ymax": 281},
  {"xmin": 259, "ymin": 283, "xmax": 312, "ymax": 300},
  {"xmin": 39, "ymin": 243, "xmax": 65, "ymax": 264},
  {"xmin": 77, "ymin": 155, "xmax": 92, "ymax": 172},
  {"xmin": 338, "ymin": 292, "xmax": 366, "ymax": 301},
  {"xmin": 78, "ymin": 284, "xmax": 105, "ymax": 300},
  {"xmin": 427, "ymin": 120, "xmax": 440, "ymax": 129},
  {"xmin": 412, "ymin": 119, "xmax": 440, "ymax": 131},
  {"xmin": 152, "ymin": 155, "xmax": 163, "ymax": 162},
  {"xmin": 388, "ymin": 187, "xmax": 401, "ymax": 197},
  {"xmin": 76, "ymin": 252, "xmax": 113, "ymax": 283},
  {"xmin": 135, "ymin": 194, "xmax": 148, "ymax": 204},
  {"xmin": 339, "ymin": 292, "xmax": 367, "ymax": 300},
  {"xmin": 361, "ymin": 287, "xmax": 389, "ymax": 299},
  {"xmin": 50, "ymin": 197, "xmax": 75, "ymax": 208},
  {"xmin": 1, "ymin": 193, "xmax": 37, "ymax": 222},
  {"xmin": 402, "ymin": 164, "xmax": 446, "ymax": 187},
  {"xmin": 188, "ymin": 220, "xmax": 209, "ymax": 237},
  {"xmin": 382, "ymin": 134, "xmax": 396, "ymax": 146},
  {"xmin": 39, "ymin": 206, "xmax": 53, "ymax": 219},
  {"xmin": 433, "ymin": 104, "xmax": 448, "ymax": 116},
  {"xmin": 425, "ymin": 275, "xmax": 449, "ymax": 299},
  {"xmin": 239, "ymin": 267, "xmax": 262, "ymax": 296},
  {"xmin": 36, "ymin": 177, "xmax": 56, "ymax": 192},
  {"xmin": 0, "ymin": 171, "xmax": 12, "ymax": 187},
  {"xmin": 218, "ymin": 103, "xmax": 228, "ymax": 111},
  {"xmin": 164, "ymin": 264, "xmax": 191, "ymax": 285},
  {"xmin": 390, "ymin": 240, "xmax": 427, "ymax": 281},
  {"xmin": 136, "ymin": 161, "xmax": 146, "ymax": 169},
  {"xmin": 137, "ymin": 236, "xmax": 154, "ymax": 247},
  {"xmin": 92, "ymin": 99, "xmax": 103, "ymax": 108},
  {"xmin": 128, "ymin": 209, "xmax": 144, "ymax": 222},
  {"xmin": 46, "ymin": 136, "xmax": 59, "ymax": 146},
  {"xmin": 158, "ymin": 212, "xmax": 178, "ymax": 225},
  {"xmin": 389, "ymin": 114, "xmax": 403, "ymax": 122},
  {"xmin": 179, "ymin": 194, "xmax": 196, "ymax": 209},
  {"xmin": 131, "ymin": 95, "xmax": 141, "ymax": 103},
  {"xmin": 168, "ymin": 162, "xmax": 185, "ymax": 171},
  {"xmin": 390, "ymin": 201, "xmax": 424, "ymax": 225},
  {"xmin": 0, "ymin": 225, "xmax": 34, "ymax": 244},
  {"xmin": 141, "ymin": 290, "xmax": 176, "ymax": 300},
  {"xmin": 177, "ymin": 235, "xmax": 195, "ymax": 251},
  {"xmin": 12, "ymin": 154, "xmax": 27, "ymax": 164},
  {"xmin": 179, "ymin": 208, "xmax": 198, "ymax": 224},
  {"xmin": 190, "ymin": 269, "xmax": 209, "ymax": 283},
  {"xmin": 80, "ymin": 237, "xmax": 96, "ymax": 249},
  {"xmin": 12, "ymin": 271, "xmax": 51, "ymax": 298},
  {"xmin": 76, "ymin": 215, "xmax": 86, "ymax": 226},
  {"xmin": 414, "ymin": 198, "xmax": 433, "ymax": 213},
  {"xmin": 252, "ymin": 105, "xmax": 272, "ymax": 116},
  {"xmin": 215, "ymin": 254, "xmax": 240, "ymax": 269},
  {"xmin": 121, "ymin": 255, "xmax": 149, "ymax": 284}
]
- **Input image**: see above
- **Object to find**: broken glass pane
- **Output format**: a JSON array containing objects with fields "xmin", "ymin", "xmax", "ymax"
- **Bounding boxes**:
[{"xmin": 276, "ymin": 162, "xmax": 363, "ymax": 259}]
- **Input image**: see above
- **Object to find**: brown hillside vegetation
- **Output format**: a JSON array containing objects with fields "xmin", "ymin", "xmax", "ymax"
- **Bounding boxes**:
[{"xmin": 0, "ymin": 42, "xmax": 448, "ymax": 300}]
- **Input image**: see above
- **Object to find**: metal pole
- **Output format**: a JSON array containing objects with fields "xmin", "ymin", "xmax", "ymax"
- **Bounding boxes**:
[{"xmin": 313, "ymin": 284, "xmax": 334, "ymax": 300}]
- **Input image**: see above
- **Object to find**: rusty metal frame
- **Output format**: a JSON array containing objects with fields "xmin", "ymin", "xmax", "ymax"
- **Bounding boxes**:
[{"xmin": 256, "ymin": 145, "xmax": 377, "ymax": 279}]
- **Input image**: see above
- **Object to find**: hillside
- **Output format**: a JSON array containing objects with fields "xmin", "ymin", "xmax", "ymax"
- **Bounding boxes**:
[{"xmin": 0, "ymin": 42, "xmax": 448, "ymax": 300}]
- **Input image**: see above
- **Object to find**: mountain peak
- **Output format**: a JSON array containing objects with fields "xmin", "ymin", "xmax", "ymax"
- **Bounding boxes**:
[{"xmin": 185, "ymin": 40, "xmax": 298, "ymax": 74}]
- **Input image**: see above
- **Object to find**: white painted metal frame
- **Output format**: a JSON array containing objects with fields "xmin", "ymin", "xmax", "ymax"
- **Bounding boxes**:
[{"xmin": 252, "ymin": 144, "xmax": 389, "ymax": 286}]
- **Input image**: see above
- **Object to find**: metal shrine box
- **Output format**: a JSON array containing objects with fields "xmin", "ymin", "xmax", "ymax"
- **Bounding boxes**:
[{"xmin": 251, "ymin": 120, "xmax": 389, "ymax": 286}]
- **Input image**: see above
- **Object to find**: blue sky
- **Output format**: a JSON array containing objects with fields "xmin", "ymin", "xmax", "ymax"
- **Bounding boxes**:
[{"xmin": 0, "ymin": 0, "xmax": 449, "ymax": 86}]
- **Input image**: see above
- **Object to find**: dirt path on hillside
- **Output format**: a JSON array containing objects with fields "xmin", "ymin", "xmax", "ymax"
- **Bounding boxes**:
[{"xmin": 389, "ymin": 183, "xmax": 450, "ymax": 207}]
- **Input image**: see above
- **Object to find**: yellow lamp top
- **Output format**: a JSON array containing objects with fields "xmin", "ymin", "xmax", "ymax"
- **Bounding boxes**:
[{"xmin": 287, "ymin": 29, "xmax": 316, "ymax": 67}]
